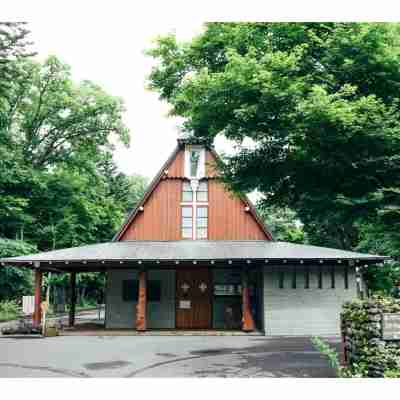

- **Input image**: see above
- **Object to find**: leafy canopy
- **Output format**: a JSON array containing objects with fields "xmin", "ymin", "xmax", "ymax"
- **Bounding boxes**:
[{"xmin": 147, "ymin": 23, "xmax": 400, "ymax": 253}]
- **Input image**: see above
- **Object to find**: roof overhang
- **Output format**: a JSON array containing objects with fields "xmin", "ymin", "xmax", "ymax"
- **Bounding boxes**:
[{"xmin": 0, "ymin": 240, "xmax": 391, "ymax": 273}]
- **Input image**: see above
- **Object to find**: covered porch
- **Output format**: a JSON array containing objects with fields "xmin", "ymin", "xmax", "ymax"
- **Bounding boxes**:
[{"xmin": 0, "ymin": 240, "xmax": 389, "ymax": 335}]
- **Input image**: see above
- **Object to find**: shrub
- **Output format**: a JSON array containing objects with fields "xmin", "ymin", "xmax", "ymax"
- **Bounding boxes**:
[{"xmin": 0, "ymin": 299, "xmax": 21, "ymax": 321}]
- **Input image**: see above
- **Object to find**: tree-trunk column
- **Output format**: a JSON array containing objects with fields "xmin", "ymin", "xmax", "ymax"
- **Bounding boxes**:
[
  {"xmin": 242, "ymin": 267, "xmax": 255, "ymax": 332},
  {"xmin": 136, "ymin": 269, "xmax": 147, "ymax": 331},
  {"xmin": 33, "ymin": 270, "xmax": 43, "ymax": 327},
  {"xmin": 69, "ymin": 272, "xmax": 77, "ymax": 327}
]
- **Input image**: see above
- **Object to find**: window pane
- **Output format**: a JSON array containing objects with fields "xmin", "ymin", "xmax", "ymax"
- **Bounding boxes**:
[
  {"xmin": 182, "ymin": 228, "xmax": 192, "ymax": 239},
  {"xmin": 196, "ymin": 190, "xmax": 208, "ymax": 202},
  {"xmin": 122, "ymin": 280, "xmax": 138, "ymax": 302},
  {"xmin": 197, "ymin": 218, "xmax": 207, "ymax": 227},
  {"xmin": 182, "ymin": 217, "xmax": 193, "ymax": 227},
  {"xmin": 183, "ymin": 181, "xmax": 191, "ymax": 191},
  {"xmin": 197, "ymin": 207, "xmax": 208, "ymax": 217},
  {"xmin": 148, "ymin": 281, "xmax": 161, "ymax": 302},
  {"xmin": 198, "ymin": 181, "xmax": 207, "ymax": 192},
  {"xmin": 182, "ymin": 182, "xmax": 193, "ymax": 202},
  {"xmin": 197, "ymin": 227, "xmax": 207, "ymax": 239},
  {"xmin": 182, "ymin": 191, "xmax": 193, "ymax": 202},
  {"xmin": 182, "ymin": 207, "xmax": 192, "ymax": 217},
  {"xmin": 190, "ymin": 151, "xmax": 200, "ymax": 177}
]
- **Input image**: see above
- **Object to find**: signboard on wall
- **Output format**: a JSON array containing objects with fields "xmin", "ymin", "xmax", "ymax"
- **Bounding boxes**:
[
  {"xmin": 382, "ymin": 313, "xmax": 400, "ymax": 340},
  {"xmin": 22, "ymin": 296, "xmax": 35, "ymax": 315},
  {"xmin": 179, "ymin": 300, "xmax": 191, "ymax": 309}
]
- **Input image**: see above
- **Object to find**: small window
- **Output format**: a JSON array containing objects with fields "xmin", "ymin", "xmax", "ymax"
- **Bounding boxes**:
[
  {"xmin": 196, "ymin": 181, "xmax": 208, "ymax": 202},
  {"xmin": 122, "ymin": 280, "xmax": 138, "ymax": 302},
  {"xmin": 190, "ymin": 150, "xmax": 200, "ymax": 177},
  {"xmin": 279, "ymin": 271, "xmax": 284, "ymax": 289},
  {"xmin": 182, "ymin": 181, "xmax": 193, "ymax": 202},
  {"xmin": 304, "ymin": 266, "xmax": 310, "ymax": 289},
  {"xmin": 292, "ymin": 267, "xmax": 297, "ymax": 289},
  {"xmin": 181, "ymin": 206, "xmax": 193, "ymax": 239},
  {"xmin": 122, "ymin": 280, "xmax": 161, "ymax": 302},
  {"xmin": 148, "ymin": 280, "xmax": 162, "ymax": 302},
  {"xmin": 196, "ymin": 206, "xmax": 208, "ymax": 239},
  {"xmin": 318, "ymin": 266, "xmax": 323, "ymax": 289}
]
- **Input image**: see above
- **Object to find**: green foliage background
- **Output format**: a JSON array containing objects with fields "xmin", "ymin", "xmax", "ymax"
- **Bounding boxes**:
[
  {"xmin": 0, "ymin": 23, "xmax": 148, "ymax": 304},
  {"xmin": 147, "ymin": 22, "xmax": 400, "ymax": 293}
]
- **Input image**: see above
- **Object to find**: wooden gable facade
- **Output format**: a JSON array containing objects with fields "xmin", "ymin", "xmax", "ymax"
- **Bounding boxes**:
[{"xmin": 115, "ymin": 142, "xmax": 272, "ymax": 242}]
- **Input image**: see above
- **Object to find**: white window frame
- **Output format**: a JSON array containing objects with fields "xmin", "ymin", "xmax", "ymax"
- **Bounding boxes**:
[
  {"xmin": 184, "ymin": 145, "xmax": 205, "ymax": 179},
  {"xmin": 180, "ymin": 178, "xmax": 208, "ymax": 240}
]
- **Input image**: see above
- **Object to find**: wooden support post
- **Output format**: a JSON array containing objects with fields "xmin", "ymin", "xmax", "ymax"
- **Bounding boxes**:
[
  {"xmin": 136, "ymin": 269, "xmax": 147, "ymax": 331},
  {"xmin": 69, "ymin": 272, "xmax": 76, "ymax": 327},
  {"xmin": 242, "ymin": 267, "xmax": 255, "ymax": 332},
  {"xmin": 33, "ymin": 270, "xmax": 43, "ymax": 327}
]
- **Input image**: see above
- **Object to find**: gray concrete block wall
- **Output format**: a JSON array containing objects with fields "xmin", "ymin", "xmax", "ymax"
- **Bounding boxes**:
[
  {"xmin": 105, "ymin": 269, "xmax": 138, "ymax": 329},
  {"xmin": 147, "ymin": 269, "xmax": 176, "ymax": 329},
  {"xmin": 105, "ymin": 269, "xmax": 176, "ymax": 329},
  {"xmin": 263, "ymin": 265, "xmax": 357, "ymax": 336}
]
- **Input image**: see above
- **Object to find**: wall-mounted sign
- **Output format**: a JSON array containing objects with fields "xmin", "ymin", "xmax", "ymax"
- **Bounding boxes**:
[
  {"xmin": 179, "ymin": 300, "xmax": 191, "ymax": 309},
  {"xmin": 382, "ymin": 313, "xmax": 400, "ymax": 340},
  {"xmin": 22, "ymin": 296, "xmax": 35, "ymax": 315}
]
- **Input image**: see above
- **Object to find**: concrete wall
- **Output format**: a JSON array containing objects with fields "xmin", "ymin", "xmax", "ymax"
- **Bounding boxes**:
[
  {"xmin": 105, "ymin": 269, "xmax": 176, "ymax": 329},
  {"xmin": 263, "ymin": 265, "xmax": 357, "ymax": 336},
  {"xmin": 105, "ymin": 269, "xmax": 138, "ymax": 329},
  {"xmin": 147, "ymin": 269, "xmax": 176, "ymax": 329}
]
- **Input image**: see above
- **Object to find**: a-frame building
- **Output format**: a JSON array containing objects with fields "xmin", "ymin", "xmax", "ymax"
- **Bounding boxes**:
[{"xmin": 1, "ymin": 139, "xmax": 388, "ymax": 335}]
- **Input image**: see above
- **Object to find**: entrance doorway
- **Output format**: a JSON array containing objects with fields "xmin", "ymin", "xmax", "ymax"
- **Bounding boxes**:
[{"xmin": 176, "ymin": 268, "xmax": 212, "ymax": 329}]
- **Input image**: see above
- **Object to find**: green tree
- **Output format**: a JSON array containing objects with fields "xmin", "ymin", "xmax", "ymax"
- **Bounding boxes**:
[
  {"xmin": 2, "ymin": 55, "xmax": 129, "ymax": 168},
  {"xmin": 0, "ymin": 24, "xmax": 149, "ymax": 306},
  {"xmin": 147, "ymin": 23, "xmax": 400, "ymax": 255},
  {"xmin": 257, "ymin": 205, "xmax": 305, "ymax": 243},
  {"xmin": 0, "ymin": 22, "xmax": 34, "ymax": 122},
  {"xmin": 0, "ymin": 238, "xmax": 36, "ymax": 301}
]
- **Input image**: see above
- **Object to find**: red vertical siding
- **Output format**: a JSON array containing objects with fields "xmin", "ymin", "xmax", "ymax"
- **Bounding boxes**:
[{"xmin": 119, "ymin": 148, "xmax": 270, "ymax": 241}]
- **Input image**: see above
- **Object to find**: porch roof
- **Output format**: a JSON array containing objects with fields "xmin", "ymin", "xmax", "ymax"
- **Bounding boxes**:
[{"xmin": 0, "ymin": 240, "xmax": 390, "ymax": 272}]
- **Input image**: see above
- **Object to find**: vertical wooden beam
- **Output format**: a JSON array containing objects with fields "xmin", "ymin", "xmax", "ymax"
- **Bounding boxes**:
[
  {"xmin": 136, "ymin": 269, "xmax": 147, "ymax": 331},
  {"xmin": 242, "ymin": 267, "xmax": 255, "ymax": 332},
  {"xmin": 69, "ymin": 272, "xmax": 76, "ymax": 327},
  {"xmin": 33, "ymin": 270, "xmax": 43, "ymax": 327}
]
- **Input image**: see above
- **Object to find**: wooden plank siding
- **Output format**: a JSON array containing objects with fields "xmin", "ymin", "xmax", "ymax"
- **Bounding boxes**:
[
  {"xmin": 208, "ymin": 180, "xmax": 267, "ymax": 240},
  {"xmin": 121, "ymin": 179, "xmax": 182, "ymax": 240},
  {"xmin": 120, "ymin": 149, "xmax": 270, "ymax": 241},
  {"xmin": 167, "ymin": 148, "xmax": 185, "ymax": 177}
]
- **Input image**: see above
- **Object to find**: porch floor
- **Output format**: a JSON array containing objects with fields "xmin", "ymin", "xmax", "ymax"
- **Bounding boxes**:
[{"xmin": 61, "ymin": 322, "xmax": 263, "ymax": 336}]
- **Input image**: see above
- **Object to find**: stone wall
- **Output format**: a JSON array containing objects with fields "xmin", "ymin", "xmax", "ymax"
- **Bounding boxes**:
[{"xmin": 341, "ymin": 298, "xmax": 400, "ymax": 377}]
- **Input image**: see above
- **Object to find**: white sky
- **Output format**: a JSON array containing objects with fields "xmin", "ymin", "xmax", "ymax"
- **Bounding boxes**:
[{"xmin": 29, "ymin": 19, "xmax": 211, "ymax": 180}]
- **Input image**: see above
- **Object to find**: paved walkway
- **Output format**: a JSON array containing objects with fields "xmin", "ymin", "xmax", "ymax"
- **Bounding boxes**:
[
  {"xmin": 0, "ymin": 335, "xmax": 340, "ymax": 378},
  {"xmin": 0, "ymin": 308, "xmax": 104, "ymax": 332}
]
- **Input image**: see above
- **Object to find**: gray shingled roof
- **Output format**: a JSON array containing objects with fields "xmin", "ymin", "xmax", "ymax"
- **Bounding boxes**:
[{"xmin": 0, "ymin": 241, "xmax": 389, "ymax": 269}]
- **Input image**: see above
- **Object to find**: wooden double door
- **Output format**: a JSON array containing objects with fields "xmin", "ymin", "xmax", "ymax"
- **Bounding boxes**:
[{"xmin": 176, "ymin": 268, "xmax": 212, "ymax": 329}]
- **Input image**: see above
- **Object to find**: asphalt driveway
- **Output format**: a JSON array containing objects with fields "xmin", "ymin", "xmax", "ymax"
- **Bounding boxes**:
[{"xmin": 0, "ymin": 335, "xmax": 340, "ymax": 378}]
